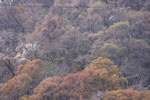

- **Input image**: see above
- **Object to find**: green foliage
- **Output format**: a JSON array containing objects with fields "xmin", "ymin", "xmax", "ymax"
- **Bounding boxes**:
[
  {"xmin": 43, "ymin": 60, "xmax": 53, "ymax": 68},
  {"xmin": 99, "ymin": 43, "xmax": 122, "ymax": 60},
  {"xmin": 91, "ymin": 43, "xmax": 123, "ymax": 62}
]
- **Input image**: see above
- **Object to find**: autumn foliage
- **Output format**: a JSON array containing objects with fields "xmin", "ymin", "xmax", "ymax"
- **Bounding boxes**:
[
  {"xmin": 0, "ymin": 73, "xmax": 32, "ymax": 100},
  {"xmin": 88, "ymin": 57, "xmax": 127, "ymax": 90},
  {"xmin": 17, "ymin": 59, "xmax": 43, "ymax": 79},
  {"xmin": 103, "ymin": 88, "xmax": 150, "ymax": 100},
  {"xmin": 26, "ymin": 57, "xmax": 127, "ymax": 100},
  {"xmin": 0, "ymin": 59, "xmax": 43, "ymax": 100},
  {"xmin": 0, "ymin": 57, "xmax": 128, "ymax": 100},
  {"xmin": 1, "ymin": 0, "xmax": 150, "ymax": 100},
  {"xmin": 28, "ymin": 69, "xmax": 96, "ymax": 100}
]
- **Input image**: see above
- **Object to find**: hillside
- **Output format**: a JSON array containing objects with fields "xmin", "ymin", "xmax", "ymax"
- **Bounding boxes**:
[{"xmin": 0, "ymin": 0, "xmax": 150, "ymax": 100}]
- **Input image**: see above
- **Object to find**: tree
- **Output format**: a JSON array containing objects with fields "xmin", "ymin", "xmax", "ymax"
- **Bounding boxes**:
[
  {"xmin": 27, "ymin": 57, "xmax": 127, "ymax": 100},
  {"xmin": 91, "ymin": 43, "xmax": 123, "ymax": 64},
  {"xmin": 103, "ymin": 88, "xmax": 150, "ymax": 100},
  {"xmin": 15, "ymin": 1, "xmax": 48, "ymax": 32},
  {"xmin": 0, "ymin": 59, "xmax": 45, "ymax": 100},
  {"xmin": 88, "ymin": 57, "xmax": 127, "ymax": 90},
  {"xmin": 0, "ymin": 53, "xmax": 16, "ymax": 83},
  {"xmin": 28, "ymin": 76, "xmax": 63, "ymax": 100},
  {"xmin": 28, "ymin": 69, "xmax": 97, "ymax": 100},
  {"xmin": 0, "ymin": 73, "xmax": 32, "ymax": 100},
  {"xmin": 117, "ymin": 0, "xmax": 147, "ymax": 10},
  {"xmin": 0, "ymin": 4, "xmax": 24, "ymax": 32},
  {"xmin": 17, "ymin": 59, "xmax": 43, "ymax": 79}
]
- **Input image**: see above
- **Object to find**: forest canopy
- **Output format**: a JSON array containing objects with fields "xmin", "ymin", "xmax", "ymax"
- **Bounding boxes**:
[{"xmin": 0, "ymin": 0, "xmax": 150, "ymax": 100}]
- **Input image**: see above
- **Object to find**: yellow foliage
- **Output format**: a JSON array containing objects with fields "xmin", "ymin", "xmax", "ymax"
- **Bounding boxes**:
[
  {"xmin": 102, "ymin": 43, "xmax": 121, "ymax": 50},
  {"xmin": 90, "ymin": 57, "xmax": 115, "ymax": 69},
  {"xmin": 87, "ymin": 57, "xmax": 128, "ymax": 90},
  {"xmin": 108, "ymin": 21, "xmax": 129, "ymax": 31},
  {"xmin": 88, "ymin": 0, "xmax": 102, "ymax": 12},
  {"xmin": 20, "ymin": 95, "xmax": 30, "ymax": 100},
  {"xmin": 103, "ymin": 88, "xmax": 150, "ymax": 100},
  {"xmin": 92, "ymin": 1, "xmax": 102, "ymax": 7}
]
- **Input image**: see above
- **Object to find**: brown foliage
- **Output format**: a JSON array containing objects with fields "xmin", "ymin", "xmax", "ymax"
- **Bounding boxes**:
[
  {"xmin": 60, "ymin": 69, "xmax": 97, "ymax": 99},
  {"xmin": 29, "ymin": 76, "xmax": 63, "ymax": 100},
  {"xmin": 29, "ymin": 69, "xmax": 97, "ymax": 100},
  {"xmin": 17, "ymin": 59, "xmax": 43, "ymax": 79},
  {"xmin": 0, "ymin": 59, "xmax": 44, "ymax": 100},
  {"xmin": 27, "ymin": 57, "xmax": 127, "ymax": 100},
  {"xmin": 0, "ymin": 57, "xmax": 127, "ymax": 100},
  {"xmin": 32, "ymin": 15, "xmax": 62, "ymax": 44},
  {"xmin": 0, "ymin": 73, "xmax": 32, "ymax": 100},
  {"xmin": 103, "ymin": 88, "xmax": 150, "ymax": 100}
]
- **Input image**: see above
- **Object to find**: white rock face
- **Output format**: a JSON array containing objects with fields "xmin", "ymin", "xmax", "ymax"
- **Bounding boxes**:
[{"xmin": 15, "ymin": 42, "xmax": 40, "ymax": 64}]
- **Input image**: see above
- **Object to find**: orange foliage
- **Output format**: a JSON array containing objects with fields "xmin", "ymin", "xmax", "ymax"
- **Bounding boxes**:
[
  {"xmin": 27, "ymin": 57, "xmax": 127, "ymax": 100},
  {"xmin": 28, "ymin": 69, "xmax": 97, "ymax": 100},
  {"xmin": 17, "ymin": 59, "xmax": 43, "ymax": 79},
  {"xmin": 60, "ymin": 69, "xmax": 97, "ymax": 99},
  {"xmin": 29, "ymin": 76, "xmax": 63, "ymax": 100},
  {"xmin": 0, "ymin": 73, "xmax": 32, "ymax": 99},
  {"xmin": 0, "ymin": 59, "xmax": 44, "ymax": 100},
  {"xmin": 103, "ymin": 88, "xmax": 150, "ymax": 100},
  {"xmin": 33, "ymin": 76, "xmax": 62, "ymax": 94}
]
